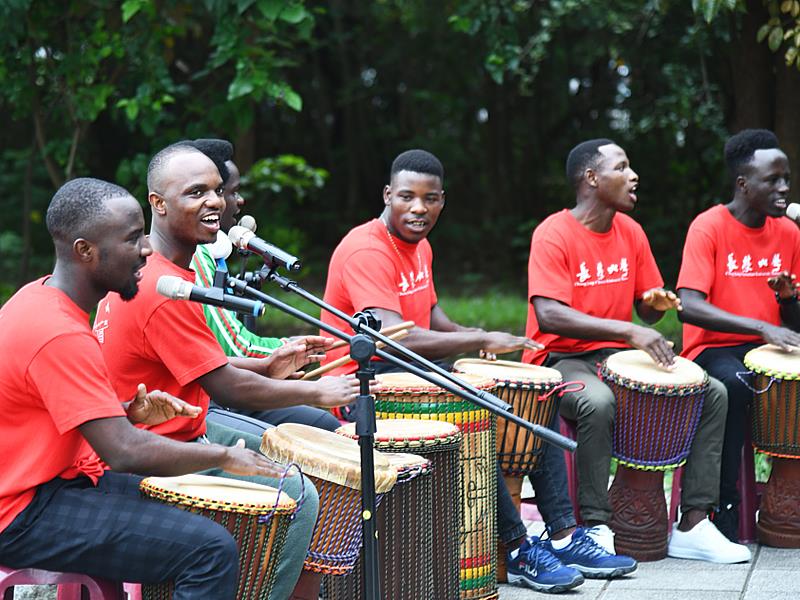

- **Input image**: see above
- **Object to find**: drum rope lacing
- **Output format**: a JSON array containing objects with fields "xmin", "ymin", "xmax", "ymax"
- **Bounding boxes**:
[{"xmin": 740, "ymin": 362, "xmax": 800, "ymax": 459}]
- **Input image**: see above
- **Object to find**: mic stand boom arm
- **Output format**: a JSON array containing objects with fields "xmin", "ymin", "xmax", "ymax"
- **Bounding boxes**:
[{"xmin": 226, "ymin": 273, "xmax": 577, "ymax": 453}]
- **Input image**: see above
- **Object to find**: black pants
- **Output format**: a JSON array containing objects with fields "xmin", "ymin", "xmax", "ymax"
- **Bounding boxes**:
[
  {"xmin": 0, "ymin": 472, "xmax": 239, "ymax": 600},
  {"xmin": 694, "ymin": 343, "xmax": 759, "ymax": 506}
]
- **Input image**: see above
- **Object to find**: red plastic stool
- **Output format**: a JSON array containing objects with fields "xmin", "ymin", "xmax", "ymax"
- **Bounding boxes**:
[{"xmin": 0, "ymin": 565, "xmax": 124, "ymax": 600}]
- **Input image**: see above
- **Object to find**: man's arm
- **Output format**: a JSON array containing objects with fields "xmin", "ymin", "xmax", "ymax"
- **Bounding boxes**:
[
  {"xmin": 678, "ymin": 287, "xmax": 800, "ymax": 351},
  {"xmin": 80, "ymin": 416, "xmax": 281, "ymax": 477},
  {"xmin": 533, "ymin": 296, "xmax": 675, "ymax": 368},
  {"xmin": 370, "ymin": 305, "xmax": 541, "ymax": 361}
]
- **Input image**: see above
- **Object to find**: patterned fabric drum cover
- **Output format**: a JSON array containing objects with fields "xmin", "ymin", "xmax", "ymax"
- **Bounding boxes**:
[
  {"xmin": 744, "ymin": 344, "xmax": 800, "ymax": 547},
  {"xmin": 260, "ymin": 423, "xmax": 397, "ymax": 575},
  {"xmin": 139, "ymin": 473, "xmax": 296, "ymax": 600},
  {"xmin": 600, "ymin": 350, "xmax": 708, "ymax": 469},
  {"xmin": 454, "ymin": 359, "xmax": 562, "ymax": 475},
  {"xmin": 322, "ymin": 448, "xmax": 434, "ymax": 600},
  {"xmin": 744, "ymin": 344, "xmax": 800, "ymax": 458},
  {"xmin": 334, "ymin": 419, "xmax": 462, "ymax": 599},
  {"xmin": 374, "ymin": 372, "xmax": 499, "ymax": 600},
  {"xmin": 599, "ymin": 350, "xmax": 708, "ymax": 561}
]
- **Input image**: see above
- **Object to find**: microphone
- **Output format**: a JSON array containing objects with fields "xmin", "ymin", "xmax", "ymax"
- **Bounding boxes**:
[
  {"xmin": 238, "ymin": 214, "xmax": 257, "ymax": 233},
  {"xmin": 786, "ymin": 203, "xmax": 800, "ymax": 222},
  {"xmin": 156, "ymin": 275, "xmax": 265, "ymax": 316},
  {"xmin": 228, "ymin": 226, "xmax": 302, "ymax": 272}
]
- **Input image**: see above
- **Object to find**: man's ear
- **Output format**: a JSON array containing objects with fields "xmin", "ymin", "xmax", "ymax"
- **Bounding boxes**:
[
  {"xmin": 73, "ymin": 238, "xmax": 95, "ymax": 263},
  {"xmin": 585, "ymin": 168, "xmax": 599, "ymax": 188},
  {"xmin": 440, "ymin": 189, "xmax": 446, "ymax": 208},
  {"xmin": 735, "ymin": 175, "xmax": 748, "ymax": 193},
  {"xmin": 383, "ymin": 185, "xmax": 392, "ymax": 205},
  {"xmin": 149, "ymin": 191, "xmax": 167, "ymax": 216}
]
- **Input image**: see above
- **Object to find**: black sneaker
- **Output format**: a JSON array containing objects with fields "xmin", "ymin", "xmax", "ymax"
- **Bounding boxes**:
[{"xmin": 711, "ymin": 504, "xmax": 739, "ymax": 543}]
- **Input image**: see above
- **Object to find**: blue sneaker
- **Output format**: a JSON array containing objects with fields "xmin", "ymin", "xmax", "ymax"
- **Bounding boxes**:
[
  {"xmin": 545, "ymin": 527, "xmax": 638, "ymax": 579},
  {"xmin": 506, "ymin": 536, "xmax": 584, "ymax": 593}
]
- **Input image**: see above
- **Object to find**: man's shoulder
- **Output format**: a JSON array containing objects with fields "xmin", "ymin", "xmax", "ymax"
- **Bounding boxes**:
[{"xmin": 332, "ymin": 220, "xmax": 394, "ymax": 262}]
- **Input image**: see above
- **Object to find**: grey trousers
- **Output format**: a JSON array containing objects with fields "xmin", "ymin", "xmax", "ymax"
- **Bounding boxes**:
[{"xmin": 551, "ymin": 348, "xmax": 728, "ymax": 524}]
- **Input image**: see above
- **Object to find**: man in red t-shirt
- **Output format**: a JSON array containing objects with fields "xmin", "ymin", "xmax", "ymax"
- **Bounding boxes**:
[
  {"xmin": 0, "ymin": 177, "xmax": 279, "ymax": 597},
  {"xmin": 526, "ymin": 139, "xmax": 748, "ymax": 563},
  {"xmin": 96, "ymin": 142, "xmax": 363, "ymax": 599},
  {"xmin": 677, "ymin": 129, "xmax": 800, "ymax": 541}
]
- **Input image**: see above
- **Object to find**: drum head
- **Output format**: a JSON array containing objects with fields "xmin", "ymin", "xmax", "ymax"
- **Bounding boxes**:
[
  {"xmin": 140, "ymin": 473, "xmax": 295, "ymax": 511},
  {"xmin": 375, "ymin": 371, "xmax": 495, "ymax": 392},
  {"xmin": 604, "ymin": 350, "xmax": 705, "ymax": 386},
  {"xmin": 260, "ymin": 423, "xmax": 397, "ymax": 493},
  {"xmin": 337, "ymin": 419, "xmax": 461, "ymax": 447},
  {"xmin": 454, "ymin": 358, "xmax": 562, "ymax": 386},
  {"xmin": 385, "ymin": 452, "xmax": 431, "ymax": 481},
  {"xmin": 744, "ymin": 344, "xmax": 800, "ymax": 379}
]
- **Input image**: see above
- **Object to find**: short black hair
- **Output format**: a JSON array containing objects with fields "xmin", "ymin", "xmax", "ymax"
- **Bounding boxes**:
[
  {"xmin": 190, "ymin": 138, "xmax": 234, "ymax": 183},
  {"xmin": 146, "ymin": 141, "xmax": 201, "ymax": 192},
  {"xmin": 565, "ymin": 138, "xmax": 615, "ymax": 189},
  {"xmin": 724, "ymin": 129, "xmax": 780, "ymax": 178},
  {"xmin": 46, "ymin": 177, "xmax": 132, "ymax": 243},
  {"xmin": 390, "ymin": 149, "xmax": 444, "ymax": 182}
]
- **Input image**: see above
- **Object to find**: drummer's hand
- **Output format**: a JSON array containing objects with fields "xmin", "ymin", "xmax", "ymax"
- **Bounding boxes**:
[
  {"xmin": 627, "ymin": 324, "xmax": 676, "ymax": 370},
  {"xmin": 220, "ymin": 439, "xmax": 285, "ymax": 478},
  {"xmin": 126, "ymin": 384, "xmax": 202, "ymax": 426},
  {"xmin": 480, "ymin": 332, "xmax": 544, "ymax": 356},
  {"xmin": 313, "ymin": 374, "xmax": 374, "ymax": 409},
  {"xmin": 262, "ymin": 336, "xmax": 332, "ymax": 380},
  {"xmin": 642, "ymin": 288, "xmax": 682, "ymax": 312},
  {"xmin": 767, "ymin": 271, "xmax": 800, "ymax": 300},
  {"xmin": 762, "ymin": 323, "xmax": 800, "ymax": 352}
]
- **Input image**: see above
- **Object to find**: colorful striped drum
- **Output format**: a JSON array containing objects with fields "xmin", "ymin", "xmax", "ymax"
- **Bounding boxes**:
[
  {"xmin": 374, "ymin": 373, "xmax": 499, "ymax": 600},
  {"xmin": 139, "ymin": 474, "xmax": 296, "ymax": 600},
  {"xmin": 322, "ymin": 449, "xmax": 434, "ymax": 600},
  {"xmin": 744, "ymin": 344, "xmax": 800, "ymax": 547},
  {"xmin": 453, "ymin": 359, "xmax": 563, "ymax": 476},
  {"xmin": 600, "ymin": 350, "xmax": 708, "ymax": 561},
  {"xmin": 260, "ymin": 423, "xmax": 397, "ymax": 575},
  {"xmin": 335, "ymin": 419, "xmax": 462, "ymax": 599}
]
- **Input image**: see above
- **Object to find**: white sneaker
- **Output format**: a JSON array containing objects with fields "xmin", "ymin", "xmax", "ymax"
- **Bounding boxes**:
[
  {"xmin": 667, "ymin": 518, "xmax": 751, "ymax": 563},
  {"xmin": 585, "ymin": 524, "xmax": 616, "ymax": 554}
]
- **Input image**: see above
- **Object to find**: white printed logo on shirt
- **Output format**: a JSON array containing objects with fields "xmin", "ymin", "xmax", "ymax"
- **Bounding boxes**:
[
  {"xmin": 724, "ymin": 252, "xmax": 783, "ymax": 277},
  {"xmin": 398, "ymin": 265, "xmax": 430, "ymax": 296},
  {"xmin": 575, "ymin": 258, "xmax": 629, "ymax": 287}
]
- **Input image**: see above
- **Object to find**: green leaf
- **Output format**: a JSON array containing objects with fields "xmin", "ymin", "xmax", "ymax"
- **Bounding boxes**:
[
  {"xmin": 125, "ymin": 100, "xmax": 139, "ymax": 121},
  {"xmin": 769, "ymin": 26, "xmax": 785, "ymax": 51},
  {"xmin": 121, "ymin": 0, "xmax": 145, "ymax": 23},
  {"xmin": 283, "ymin": 88, "xmax": 302, "ymax": 111},
  {"xmin": 228, "ymin": 77, "xmax": 255, "ymax": 100},
  {"xmin": 279, "ymin": 4, "xmax": 307, "ymax": 24},
  {"xmin": 757, "ymin": 23, "xmax": 771, "ymax": 43},
  {"xmin": 257, "ymin": 0, "xmax": 282, "ymax": 20},
  {"xmin": 237, "ymin": 0, "xmax": 257, "ymax": 14}
]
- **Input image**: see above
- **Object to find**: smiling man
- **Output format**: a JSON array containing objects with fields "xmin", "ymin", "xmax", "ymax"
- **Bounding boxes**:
[
  {"xmin": 677, "ymin": 129, "xmax": 800, "ymax": 542},
  {"xmin": 524, "ymin": 139, "xmax": 749, "ymax": 563}
]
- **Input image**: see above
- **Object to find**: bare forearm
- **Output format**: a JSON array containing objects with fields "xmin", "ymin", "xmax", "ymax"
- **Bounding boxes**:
[
  {"xmin": 537, "ymin": 303, "xmax": 632, "ymax": 343},
  {"xmin": 387, "ymin": 327, "xmax": 489, "ymax": 360},
  {"xmin": 680, "ymin": 298, "xmax": 773, "ymax": 337},
  {"xmin": 635, "ymin": 302, "xmax": 664, "ymax": 325}
]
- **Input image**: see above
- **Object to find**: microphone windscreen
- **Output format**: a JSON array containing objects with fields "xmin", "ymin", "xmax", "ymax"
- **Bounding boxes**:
[
  {"xmin": 787, "ymin": 203, "xmax": 800, "ymax": 222},
  {"xmin": 156, "ymin": 275, "xmax": 189, "ymax": 300},
  {"xmin": 238, "ymin": 215, "xmax": 257, "ymax": 233},
  {"xmin": 228, "ymin": 225, "xmax": 251, "ymax": 249}
]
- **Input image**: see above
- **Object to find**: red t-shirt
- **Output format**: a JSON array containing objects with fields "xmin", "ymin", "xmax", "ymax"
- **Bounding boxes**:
[
  {"xmin": 523, "ymin": 209, "xmax": 664, "ymax": 364},
  {"xmin": 678, "ymin": 204, "xmax": 800, "ymax": 360},
  {"xmin": 320, "ymin": 219, "xmax": 438, "ymax": 375},
  {"xmin": 94, "ymin": 252, "xmax": 228, "ymax": 441},
  {"xmin": 0, "ymin": 278, "xmax": 125, "ymax": 533}
]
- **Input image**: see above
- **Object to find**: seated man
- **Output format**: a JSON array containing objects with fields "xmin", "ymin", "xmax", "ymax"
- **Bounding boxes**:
[
  {"xmin": 525, "ymin": 138, "xmax": 749, "ymax": 563},
  {"xmin": 189, "ymin": 138, "xmax": 340, "ymax": 432},
  {"xmin": 94, "ymin": 143, "xmax": 360, "ymax": 599},
  {"xmin": 0, "ymin": 177, "xmax": 278, "ymax": 598},
  {"xmin": 677, "ymin": 129, "xmax": 800, "ymax": 541},
  {"xmin": 320, "ymin": 149, "xmax": 636, "ymax": 593}
]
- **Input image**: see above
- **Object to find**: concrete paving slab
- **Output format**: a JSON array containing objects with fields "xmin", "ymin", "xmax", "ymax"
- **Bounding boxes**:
[
  {"xmin": 751, "ymin": 545, "xmax": 800, "ymax": 570},
  {"xmin": 599, "ymin": 566, "xmax": 749, "ymax": 591},
  {"xmin": 597, "ymin": 592, "xmax": 740, "ymax": 600},
  {"xmin": 744, "ymin": 568, "xmax": 800, "ymax": 596}
]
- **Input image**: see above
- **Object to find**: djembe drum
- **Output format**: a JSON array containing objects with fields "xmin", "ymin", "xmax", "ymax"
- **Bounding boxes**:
[
  {"xmin": 453, "ymin": 359, "xmax": 564, "ymax": 582},
  {"xmin": 322, "ymin": 450, "xmax": 434, "ymax": 600},
  {"xmin": 139, "ymin": 474, "xmax": 297, "ymax": 600},
  {"xmin": 374, "ymin": 373, "xmax": 499, "ymax": 600},
  {"xmin": 333, "ymin": 419, "xmax": 463, "ymax": 599},
  {"xmin": 260, "ymin": 423, "xmax": 397, "ymax": 593},
  {"xmin": 744, "ymin": 344, "xmax": 800, "ymax": 547},
  {"xmin": 600, "ymin": 350, "xmax": 708, "ymax": 561}
]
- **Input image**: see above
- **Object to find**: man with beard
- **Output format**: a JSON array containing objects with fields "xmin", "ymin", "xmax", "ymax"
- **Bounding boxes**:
[
  {"xmin": 524, "ymin": 138, "xmax": 748, "ymax": 563},
  {"xmin": 0, "ymin": 177, "xmax": 279, "ymax": 598},
  {"xmin": 677, "ymin": 129, "xmax": 800, "ymax": 541}
]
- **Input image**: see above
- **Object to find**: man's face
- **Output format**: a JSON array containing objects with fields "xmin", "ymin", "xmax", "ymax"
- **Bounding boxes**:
[
  {"xmin": 94, "ymin": 195, "xmax": 152, "ymax": 300},
  {"xmin": 741, "ymin": 148, "xmax": 790, "ymax": 218},
  {"xmin": 592, "ymin": 144, "xmax": 639, "ymax": 212},
  {"xmin": 156, "ymin": 151, "xmax": 225, "ymax": 245},
  {"xmin": 382, "ymin": 170, "xmax": 445, "ymax": 243},
  {"xmin": 221, "ymin": 160, "xmax": 245, "ymax": 232}
]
